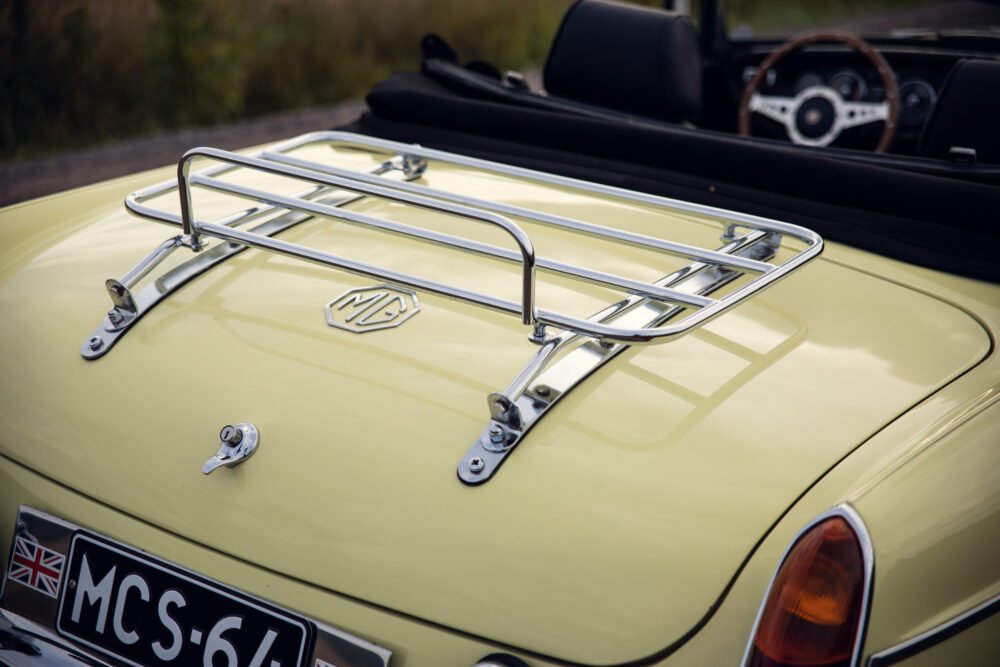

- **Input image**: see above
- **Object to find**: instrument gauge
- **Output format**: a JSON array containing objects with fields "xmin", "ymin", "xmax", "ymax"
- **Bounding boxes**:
[
  {"xmin": 829, "ymin": 69, "xmax": 868, "ymax": 101},
  {"xmin": 898, "ymin": 79, "xmax": 937, "ymax": 127},
  {"xmin": 795, "ymin": 73, "xmax": 823, "ymax": 93}
]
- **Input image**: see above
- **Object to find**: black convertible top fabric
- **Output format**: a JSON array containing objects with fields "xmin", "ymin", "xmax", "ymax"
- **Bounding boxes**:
[{"xmin": 356, "ymin": 71, "xmax": 1000, "ymax": 282}]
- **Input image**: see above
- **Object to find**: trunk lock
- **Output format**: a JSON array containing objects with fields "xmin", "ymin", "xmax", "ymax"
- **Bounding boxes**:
[{"xmin": 203, "ymin": 423, "xmax": 259, "ymax": 474}]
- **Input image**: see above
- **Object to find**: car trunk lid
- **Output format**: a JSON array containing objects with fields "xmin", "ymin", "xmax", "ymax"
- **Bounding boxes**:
[{"xmin": 0, "ymin": 153, "xmax": 990, "ymax": 663}]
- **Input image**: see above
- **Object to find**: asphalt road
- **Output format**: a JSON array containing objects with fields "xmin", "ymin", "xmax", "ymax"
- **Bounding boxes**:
[{"xmin": 0, "ymin": 100, "xmax": 366, "ymax": 207}]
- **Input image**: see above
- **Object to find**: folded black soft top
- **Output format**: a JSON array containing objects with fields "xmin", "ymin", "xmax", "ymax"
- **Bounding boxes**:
[{"xmin": 344, "ymin": 70, "xmax": 1000, "ymax": 283}]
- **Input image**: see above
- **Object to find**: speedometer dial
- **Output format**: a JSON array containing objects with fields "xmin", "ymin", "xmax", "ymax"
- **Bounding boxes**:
[
  {"xmin": 898, "ymin": 79, "xmax": 937, "ymax": 127},
  {"xmin": 829, "ymin": 69, "xmax": 868, "ymax": 101},
  {"xmin": 795, "ymin": 73, "xmax": 823, "ymax": 93}
]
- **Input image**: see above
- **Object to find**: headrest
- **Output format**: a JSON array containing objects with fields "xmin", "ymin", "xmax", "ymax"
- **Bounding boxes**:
[
  {"xmin": 543, "ymin": 0, "xmax": 702, "ymax": 122},
  {"xmin": 920, "ymin": 59, "xmax": 1000, "ymax": 164}
]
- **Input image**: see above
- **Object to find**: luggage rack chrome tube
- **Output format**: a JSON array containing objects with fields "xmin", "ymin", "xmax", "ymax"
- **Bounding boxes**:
[
  {"xmin": 260, "ymin": 150, "xmax": 776, "ymax": 275},
  {"xmin": 86, "ymin": 132, "xmax": 824, "ymax": 358},
  {"xmin": 181, "ymin": 147, "xmax": 540, "ymax": 331},
  {"xmin": 103, "ymin": 133, "xmax": 821, "ymax": 355}
]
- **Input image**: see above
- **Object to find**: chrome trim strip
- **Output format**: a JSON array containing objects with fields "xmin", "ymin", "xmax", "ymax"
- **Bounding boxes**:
[
  {"xmin": 740, "ymin": 504, "xmax": 875, "ymax": 667},
  {"xmin": 0, "ymin": 608, "xmax": 115, "ymax": 666},
  {"xmin": 866, "ymin": 593, "xmax": 1000, "ymax": 666}
]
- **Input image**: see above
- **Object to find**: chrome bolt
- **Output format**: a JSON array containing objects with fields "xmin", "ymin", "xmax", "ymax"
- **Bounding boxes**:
[
  {"xmin": 401, "ymin": 154, "xmax": 428, "ymax": 178},
  {"xmin": 87, "ymin": 336, "xmax": 103, "ymax": 350},
  {"xmin": 535, "ymin": 384, "xmax": 551, "ymax": 397},
  {"xmin": 488, "ymin": 423, "xmax": 504, "ymax": 444},
  {"xmin": 529, "ymin": 322, "xmax": 548, "ymax": 345},
  {"xmin": 107, "ymin": 308, "xmax": 124, "ymax": 325},
  {"xmin": 219, "ymin": 425, "xmax": 243, "ymax": 447},
  {"xmin": 468, "ymin": 457, "xmax": 485, "ymax": 474}
]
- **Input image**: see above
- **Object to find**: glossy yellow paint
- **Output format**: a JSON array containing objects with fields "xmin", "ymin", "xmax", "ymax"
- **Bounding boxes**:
[
  {"xmin": 665, "ymin": 375, "xmax": 1000, "ymax": 665},
  {"xmin": 875, "ymin": 611, "xmax": 1000, "ymax": 667},
  {"xmin": 659, "ymin": 239, "xmax": 1000, "ymax": 662},
  {"xmin": 854, "ymin": 397, "xmax": 1000, "ymax": 657},
  {"xmin": 1, "ymin": 143, "xmax": 999, "ymax": 664}
]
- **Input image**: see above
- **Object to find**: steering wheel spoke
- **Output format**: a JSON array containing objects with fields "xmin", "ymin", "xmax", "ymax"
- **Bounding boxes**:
[
  {"xmin": 840, "ymin": 100, "xmax": 890, "ymax": 129},
  {"xmin": 749, "ymin": 93, "xmax": 796, "ymax": 125}
]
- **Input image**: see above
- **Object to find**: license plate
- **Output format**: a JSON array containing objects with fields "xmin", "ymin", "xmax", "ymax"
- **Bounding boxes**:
[{"xmin": 56, "ymin": 532, "xmax": 311, "ymax": 667}]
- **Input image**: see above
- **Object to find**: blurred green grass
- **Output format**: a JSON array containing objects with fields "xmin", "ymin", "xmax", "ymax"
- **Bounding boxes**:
[{"xmin": 1, "ymin": 0, "xmax": 581, "ymax": 160}]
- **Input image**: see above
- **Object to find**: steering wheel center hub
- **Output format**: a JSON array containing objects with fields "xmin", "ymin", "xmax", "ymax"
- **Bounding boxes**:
[{"xmin": 796, "ymin": 95, "xmax": 836, "ymax": 138}]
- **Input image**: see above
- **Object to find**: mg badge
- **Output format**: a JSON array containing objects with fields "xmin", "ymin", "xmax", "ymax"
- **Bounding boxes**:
[{"xmin": 325, "ymin": 285, "xmax": 420, "ymax": 333}]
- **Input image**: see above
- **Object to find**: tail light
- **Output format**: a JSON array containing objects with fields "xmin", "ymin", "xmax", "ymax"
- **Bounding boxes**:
[{"xmin": 744, "ymin": 507, "xmax": 873, "ymax": 667}]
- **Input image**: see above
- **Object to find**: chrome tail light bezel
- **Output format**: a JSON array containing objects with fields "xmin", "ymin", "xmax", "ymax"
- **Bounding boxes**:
[{"xmin": 741, "ymin": 504, "xmax": 875, "ymax": 667}]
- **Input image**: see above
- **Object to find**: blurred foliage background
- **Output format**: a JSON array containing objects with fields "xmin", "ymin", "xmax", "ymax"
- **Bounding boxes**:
[
  {"xmin": 725, "ymin": 0, "xmax": 935, "ymax": 35},
  {"xmin": 1, "ymin": 0, "xmax": 582, "ymax": 160},
  {"xmin": 1, "ymin": 0, "xmax": 942, "ymax": 161}
]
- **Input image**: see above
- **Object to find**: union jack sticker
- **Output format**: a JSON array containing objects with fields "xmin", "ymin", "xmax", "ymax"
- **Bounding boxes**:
[{"xmin": 7, "ymin": 536, "xmax": 65, "ymax": 598}]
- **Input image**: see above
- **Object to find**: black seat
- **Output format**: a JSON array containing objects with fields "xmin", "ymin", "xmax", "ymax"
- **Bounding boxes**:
[
  {"xmin": 418, "ymin": 0, "xmax": 703, "ymax": 126},
  {"xmin": 543, "ymin": 0, "xmax": 702, "ymax": 123},
  {"xmin": 920, "ymin": 59, "xmax": 1000, "ymax": 164}
]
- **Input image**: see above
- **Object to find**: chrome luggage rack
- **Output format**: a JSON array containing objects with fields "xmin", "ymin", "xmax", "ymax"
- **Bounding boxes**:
[{"xmin": 82, "ymin": 131, "xmax": 822, "ymax": 485}]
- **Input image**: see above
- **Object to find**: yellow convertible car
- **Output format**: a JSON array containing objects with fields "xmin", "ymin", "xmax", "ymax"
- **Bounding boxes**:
[{"xmin": 1, "ymin": 1, "xmax": 998, "ymax": 666}]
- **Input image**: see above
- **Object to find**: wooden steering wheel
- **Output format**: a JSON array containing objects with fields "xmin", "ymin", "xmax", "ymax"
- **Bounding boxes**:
[{"xmin": 737, "ymin": 32, "xmax": 900, "ymax": 152}]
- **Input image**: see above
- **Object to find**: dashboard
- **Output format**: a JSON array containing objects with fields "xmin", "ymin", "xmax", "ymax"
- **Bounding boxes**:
[
  {"xmin": 789, "ymin": 69, "xmax": 937, "ymax": 128},
  {"xmin": 737, "ymin": 47, "xmax": 959, "ymax": 153}
]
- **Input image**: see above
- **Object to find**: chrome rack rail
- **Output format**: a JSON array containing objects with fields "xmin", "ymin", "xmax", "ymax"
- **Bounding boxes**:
[{"xmin": 81, "ymin": 131, "xmax": 822, "ymax": 485}]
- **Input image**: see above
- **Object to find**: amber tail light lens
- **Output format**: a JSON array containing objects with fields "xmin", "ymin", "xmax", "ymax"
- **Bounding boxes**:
[{"xmin": 746, "ymin": 515, "xmax": 867, "ymax": 667}]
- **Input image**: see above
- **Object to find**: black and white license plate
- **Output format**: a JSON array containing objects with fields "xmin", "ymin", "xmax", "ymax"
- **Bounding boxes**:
[{"xmin": 55, "ymin": 532, "xmax": 312, "ymax": 667}]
